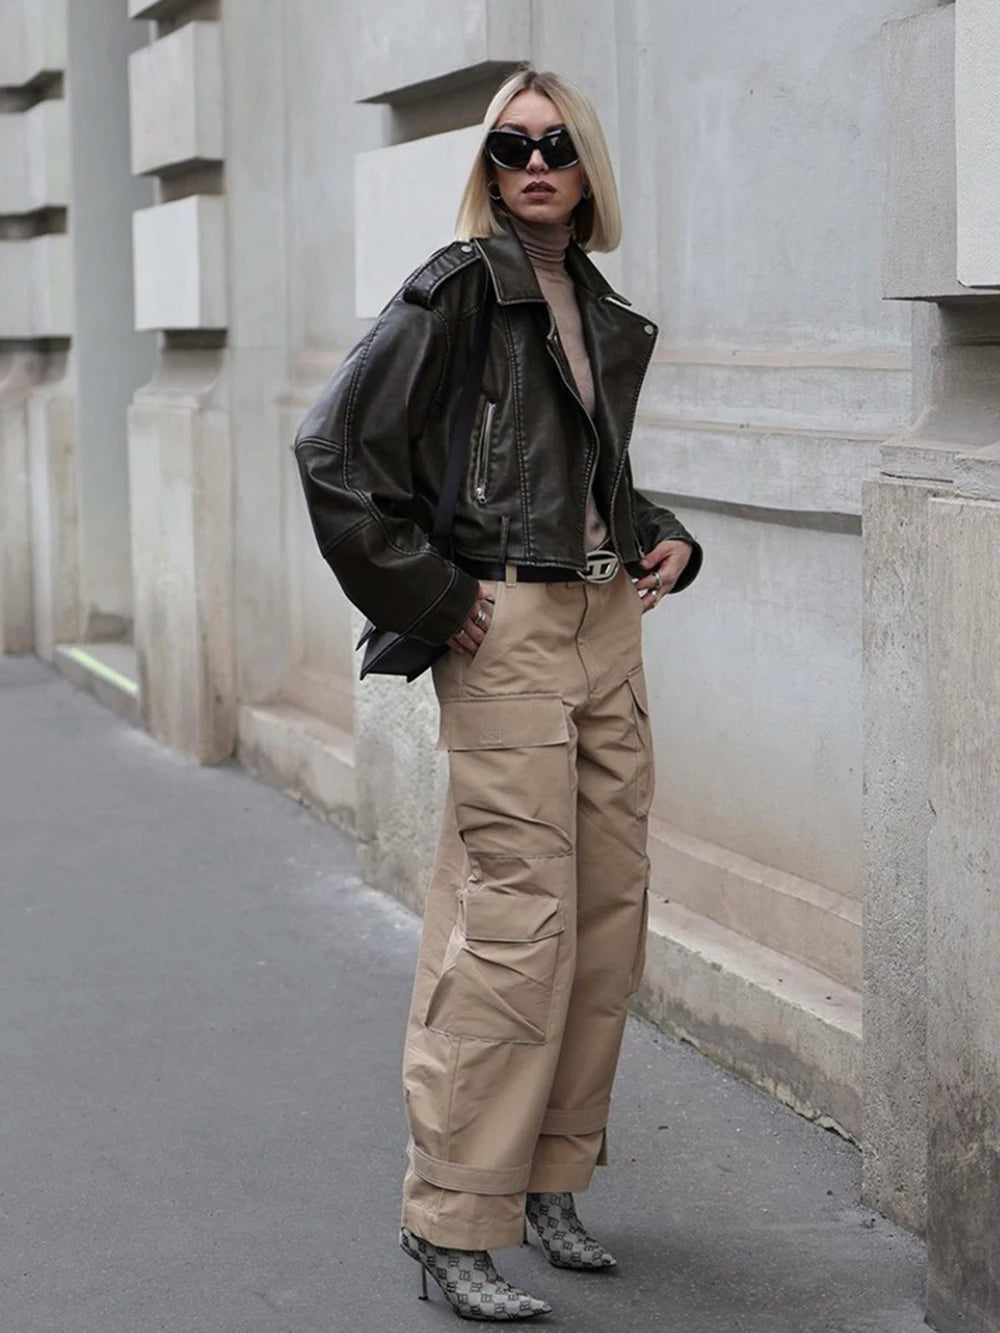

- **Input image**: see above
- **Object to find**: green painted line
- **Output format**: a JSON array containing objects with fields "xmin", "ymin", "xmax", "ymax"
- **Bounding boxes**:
[{"xmin": 62, "ymin": 647, "xmax": 140, "ymax": 697}]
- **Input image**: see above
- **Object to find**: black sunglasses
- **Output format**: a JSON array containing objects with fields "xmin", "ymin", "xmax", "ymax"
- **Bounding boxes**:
[{"xmin": 484, "ymin": 128, "xmax": 580, "ymax": 172}]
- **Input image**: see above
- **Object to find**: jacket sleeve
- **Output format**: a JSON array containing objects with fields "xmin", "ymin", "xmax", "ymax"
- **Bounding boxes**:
[
  {"xmin": 293, "ymin": 293, "xmax": 480, "ymax": 645},
  {"xmin": 629, "ymin": 464, "xmax": 704, "ymax": 594}
]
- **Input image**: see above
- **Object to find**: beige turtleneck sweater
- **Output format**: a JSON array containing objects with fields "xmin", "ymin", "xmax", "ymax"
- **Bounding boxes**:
[{"xmin": 509, "ymin": 213, "xmax": 609, "ymax": 553}]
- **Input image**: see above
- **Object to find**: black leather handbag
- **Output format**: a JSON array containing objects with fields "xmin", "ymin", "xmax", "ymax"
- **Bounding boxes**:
[{"xmin": 356, "ymin": 285, "xmax": 494, "ymax": 683}]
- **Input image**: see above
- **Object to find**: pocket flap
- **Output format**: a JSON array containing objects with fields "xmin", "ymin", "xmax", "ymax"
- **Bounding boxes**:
[
  {"xmin": 437, "ymin": 695, "xmax": 569, "ymax": 751},
  {"xmin": 625, "ymin": 668, "xmax": 649, "ymax": 716},
  {"xmin": 461, "ymin": 888, "xmax": 564, "ymax": 942}
]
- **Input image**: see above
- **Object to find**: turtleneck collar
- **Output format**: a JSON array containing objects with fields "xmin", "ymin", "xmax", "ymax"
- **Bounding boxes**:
[{"xmin": 507, "ymin": 211, "xmax": 574, "ymax": 274}]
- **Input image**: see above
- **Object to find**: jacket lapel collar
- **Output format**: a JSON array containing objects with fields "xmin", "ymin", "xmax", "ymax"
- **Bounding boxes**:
[
  {"xmin": 564, "ymin": 242, "xmax": 631, "ymax": 307},
  {"xmin": 474, "ymin": 210, "xmax": 633, "ymax": 311},
  {"xmin": 474, "ymin": 213, "xmax": 547, "ymax": 304}
]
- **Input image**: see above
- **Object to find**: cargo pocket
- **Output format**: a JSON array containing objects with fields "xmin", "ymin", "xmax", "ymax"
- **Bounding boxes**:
[
  {"xmin": 625, "ymin": 668, "xmax": 654, "ymax": 818},
  {"xmin": 423, "ymin": 887, "xmax": 565, "ymax": 1043},
  {"xmin": 437, "ymin": 694, "xmax": 573, "ymax": 858}
]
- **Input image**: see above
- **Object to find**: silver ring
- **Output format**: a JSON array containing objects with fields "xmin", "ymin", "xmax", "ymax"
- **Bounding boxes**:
[
  {"xmin": 653, "ymin": 570, "xmax": 662, "ymax": 591},
  {"xmin": 474, "ymin": 607, "xmax": 488, "ymax": 627}
]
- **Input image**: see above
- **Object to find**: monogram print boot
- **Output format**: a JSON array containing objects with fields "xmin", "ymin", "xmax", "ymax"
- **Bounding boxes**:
[
  {"xmin": 524, "ymin": 1192, "xmax": 617, "ymax": 1270},
  {"xmin": 400, "ymin": 1227, "xmax": 552, "ymax": 1321}
]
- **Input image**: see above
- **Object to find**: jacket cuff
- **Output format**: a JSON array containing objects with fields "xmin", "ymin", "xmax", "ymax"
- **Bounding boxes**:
[
  {"xmin": 667, "ymin": 538, "xmax": 703, "ymax": 594},
  {"xmin": 411, "ymin": 564, "xmax": 480, "ymax": 644},
  {"xmin": 640, "ymin": 511, "xmax": 704, "ymax": 593}
]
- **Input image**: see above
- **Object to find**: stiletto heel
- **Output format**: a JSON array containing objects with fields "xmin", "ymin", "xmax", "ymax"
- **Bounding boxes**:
[
  {"xmin": 400, "ymin": 1226, "xmax": 552, "ymax": 1320},
  {"xmin": 522, "ymin": 1217, "xmax": 528, "ymax": 1245},
  {"xmin": 525, "ymin": 1193, "xmax": 617, "ymax": 1270}
]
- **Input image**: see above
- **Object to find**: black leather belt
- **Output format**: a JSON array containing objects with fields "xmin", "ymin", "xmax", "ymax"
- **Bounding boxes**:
[
  {"xmin": 458, "ymin": 558, "xmax": 583, "ymax": 583},
  {"xmin": 457, "ymin": 549, "xmax": 622, "ymax": 585}
]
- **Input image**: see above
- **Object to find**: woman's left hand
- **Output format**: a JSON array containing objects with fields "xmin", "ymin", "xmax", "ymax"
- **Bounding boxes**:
[{"xmin": 634, "ymin": 540, "xmax": 692, "ymax": 613}]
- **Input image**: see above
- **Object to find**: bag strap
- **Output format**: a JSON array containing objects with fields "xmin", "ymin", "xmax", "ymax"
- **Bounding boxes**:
[{"xmin": 430, "ymin": 275, "xmax": 495, "ymax": 551}]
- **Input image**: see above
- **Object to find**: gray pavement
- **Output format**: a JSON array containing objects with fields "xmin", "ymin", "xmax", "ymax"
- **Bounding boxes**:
[{"xmin": 1, "ymin": 656, "xmax": 927, "ymax": 1333}]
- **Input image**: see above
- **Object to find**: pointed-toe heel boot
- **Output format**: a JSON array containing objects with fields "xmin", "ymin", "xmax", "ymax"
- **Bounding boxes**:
[
  {"xmin": 524, "ymin": 1192, "xmax": 617, "ymax": 1271},
  {"xmin": 400, "ymin": 1227, "xmax": 552, "ymax": 1321}
]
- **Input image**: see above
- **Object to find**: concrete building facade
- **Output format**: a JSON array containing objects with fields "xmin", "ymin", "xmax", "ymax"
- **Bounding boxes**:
[{"xmin": 1, "ymin": 2, "xmax": 997, "ymax": 1326}]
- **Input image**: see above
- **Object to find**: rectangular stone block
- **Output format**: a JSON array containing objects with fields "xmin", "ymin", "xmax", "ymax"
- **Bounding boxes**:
[
  {"xmin": 631, "ymin": 418, "xmax": 882, "ymax": 519},
  {"xmin": 0, "ymin": 101, "xmax": 68, "ymax": 214},
  {"xmin": 882, "ymin": 6, "xmax": 965, "ymax": 301},
  {"xmin": 354, "ymin": 0, "xmax": 529, "ymax": 103},
  {"xmin": 127, "ymin": 0, "xmax": 191, "ymax": 18},
  {"xmin": 956, "ymin": 0, "xmax": 1000, "ymax": 288},
  {"xmin": 132, "ymin": 194, "xmax": 227, "ymax": 330},
  {"xmin": 647, "ymin": 816, "xmax": 861, "ymax": 992},
  {"xmin": 0, "ymin": 234, "xmax": 71, "ymax": 338},
  {"xmin": 128, "ymin": 20, "xmax": 223, "ymax": 176},
  {"xmin": 354, "ymin": 124, "xmax": 481, "ymax": 318},
  {"xmin": 0, "ymin": 0, "xmax": 66, "ymax": 88},
  {"xmin": 642, "ymin": 353, "xmax": 911, "ymax": 438}
]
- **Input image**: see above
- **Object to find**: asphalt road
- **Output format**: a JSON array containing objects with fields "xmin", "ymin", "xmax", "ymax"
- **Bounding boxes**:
[{"xmin": 0, "ymin": 655, "xmax": 927, "ymax": 1332}]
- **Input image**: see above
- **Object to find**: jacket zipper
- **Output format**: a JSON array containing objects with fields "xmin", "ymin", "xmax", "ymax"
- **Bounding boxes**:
[
  {"xmin": 473, "ymin": 400, "xmax": 495, "ymax": 505},
  {"xmin": 473, "ymin": 238, "xmax": 652, "ymax": 564},
  {"xmin": 544, "ymin": 307, "xmax": 603, "ymax": 565}
]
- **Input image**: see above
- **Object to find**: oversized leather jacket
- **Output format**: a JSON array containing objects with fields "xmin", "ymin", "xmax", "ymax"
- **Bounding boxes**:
[{"xmin": 294, "ymin": 212, "xmax": 702, "ymax": 645}]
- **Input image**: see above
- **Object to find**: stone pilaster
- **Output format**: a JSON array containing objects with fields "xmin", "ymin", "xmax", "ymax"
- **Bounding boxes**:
[
  {"xmin": 867, "ymin": 12, "xmax": 1000, "ymax": 1333},
  {"xmin": 126, "ymin": 0, "xmax": 234, "ymax": 762},
  {"xmin": 924, "ymin": 439, "xmax": 1000, "ymax": 1333},
  {"xmin": 0, "ymin": 0, "xmax": 74, "ymax": 657}
]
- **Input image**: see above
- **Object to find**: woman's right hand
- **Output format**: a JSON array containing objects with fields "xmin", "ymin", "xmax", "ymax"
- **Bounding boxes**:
[{"xmin": 448, "ymin": 582, "xmax": 496, "ymax": 655}]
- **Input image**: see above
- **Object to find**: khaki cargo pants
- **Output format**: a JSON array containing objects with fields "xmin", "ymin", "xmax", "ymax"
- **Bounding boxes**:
[{"xmin": 401, "ymin": 565, "xmax": 653, "ymax": 1251}]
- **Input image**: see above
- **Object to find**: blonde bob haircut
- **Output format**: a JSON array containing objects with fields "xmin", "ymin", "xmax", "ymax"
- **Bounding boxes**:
[{"xmin": 456, "ymin": 68, "xmax": 622, "ymax": 253}]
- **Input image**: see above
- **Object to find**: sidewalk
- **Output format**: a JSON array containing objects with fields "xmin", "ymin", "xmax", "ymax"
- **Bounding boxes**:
[{"xmin": 1, "ymin": 656, "xmax": 926, "ymax": 1333}]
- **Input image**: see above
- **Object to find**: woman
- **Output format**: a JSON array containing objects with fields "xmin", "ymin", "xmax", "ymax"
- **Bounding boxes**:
[{"xmin": 295, "ymin": 68, "xmax": 702, "ymax": 1322}]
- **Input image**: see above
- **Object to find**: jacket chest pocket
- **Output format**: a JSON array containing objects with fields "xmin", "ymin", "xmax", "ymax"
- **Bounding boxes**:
[{"xmin": 471, "ymin": 399, "xmax": 496, "ymax": 506}]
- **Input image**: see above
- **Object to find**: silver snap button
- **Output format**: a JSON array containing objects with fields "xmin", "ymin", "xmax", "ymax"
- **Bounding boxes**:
[
  {"xmin": 460, "ymin": 243, "xmax": 473, "ymax": 252},
  {"xmin": 643, "ymin": 323, "xmax": 655, "ymax": 335}
]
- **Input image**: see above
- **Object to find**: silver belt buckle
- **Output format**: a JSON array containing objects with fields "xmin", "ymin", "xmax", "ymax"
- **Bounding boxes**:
[{"xmin": 583, "ymin": 547, "xmax": 620, "ymax": 584}]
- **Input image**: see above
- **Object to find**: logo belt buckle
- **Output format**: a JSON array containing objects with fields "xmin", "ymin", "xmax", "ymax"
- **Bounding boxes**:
[{"xmin": 583, "ymin": 548, "xmax": 620, "ymax": 584}]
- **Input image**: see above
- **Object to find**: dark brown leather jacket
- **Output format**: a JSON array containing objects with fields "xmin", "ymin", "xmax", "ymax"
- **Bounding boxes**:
[{"xmin": 294, "ymin": 212, "xmax": 702, "ymax": 645}]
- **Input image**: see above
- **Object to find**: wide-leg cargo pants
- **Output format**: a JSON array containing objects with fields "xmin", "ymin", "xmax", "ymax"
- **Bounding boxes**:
[{"xmin": 401, "ymin": 564, "xmax": 653, "ymax": 1252}]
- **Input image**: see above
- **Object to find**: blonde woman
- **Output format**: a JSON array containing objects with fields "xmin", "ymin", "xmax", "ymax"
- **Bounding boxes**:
[{"xmin": 295, "ymin": 68, "xmax": 702, "ymax": 1321}]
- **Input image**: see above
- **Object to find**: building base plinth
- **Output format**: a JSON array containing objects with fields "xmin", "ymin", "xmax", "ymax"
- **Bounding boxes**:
[
  {"xmin": 636, "ymin": 897, "xmax": 862, "ymax": 1141},
  {"xmin": 238, "ymin": 703, "xmax": 356, "ymax": 834}
]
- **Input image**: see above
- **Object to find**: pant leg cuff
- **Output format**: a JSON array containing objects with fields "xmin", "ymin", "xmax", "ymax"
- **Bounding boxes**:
[
  {"xmin": 411, "ymin": 1143, "xmax": 533, "ymax": 1195},
  {"xmin": 539, "ymin": 1103, "xmax": 609, "ymax": 1136},
  {"xmin": 402, "ymin": 1201, "xmax": 525, "ymax": 1253}
]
